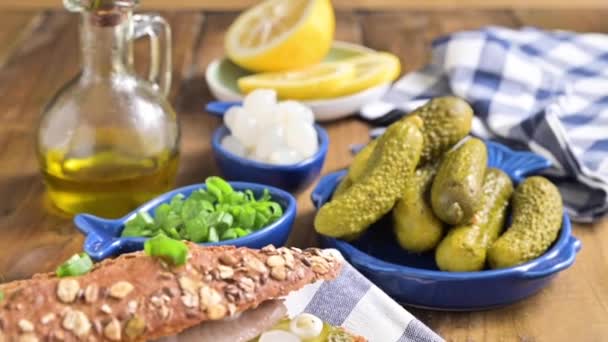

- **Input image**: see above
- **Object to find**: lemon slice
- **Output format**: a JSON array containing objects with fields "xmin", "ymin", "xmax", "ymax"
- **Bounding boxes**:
[
  {"xmin": 238, "ymin": 62, "xmax": 355, "ymax": 100},
  {"xmin": 225, "ymin": 0, "xmax": 335, "ymax": 72},
  {"xmin": 333, "ymin": 52, "xmax": 401, "ymax": 97}
]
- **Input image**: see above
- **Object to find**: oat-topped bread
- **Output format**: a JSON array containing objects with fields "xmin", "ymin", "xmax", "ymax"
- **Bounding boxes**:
[{"xmin": 0, "ymin": 243, "xmax": 342, "ymax": 341}]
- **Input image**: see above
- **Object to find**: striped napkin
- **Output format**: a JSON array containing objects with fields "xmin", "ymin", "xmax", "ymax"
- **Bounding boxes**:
[
  {"xmin": 284, "ymin": 251, "xmax": 443, "ymax": 342},
  {"xmin": 361, "ymin": 26, "xmax": 608, "ymax": 222}
]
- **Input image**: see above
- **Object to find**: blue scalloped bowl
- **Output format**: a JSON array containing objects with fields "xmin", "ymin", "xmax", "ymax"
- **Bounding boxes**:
[
  {"xmin": 212, "ymin": 124, "xmax": 329, "ymax": 193},
  {"xmin": 75, "ymin": 182, "xmax": 297, "ymax": 261},
  {"xmin": 311, "ymin": 141, "xmax": 581, "ymax": 310}
]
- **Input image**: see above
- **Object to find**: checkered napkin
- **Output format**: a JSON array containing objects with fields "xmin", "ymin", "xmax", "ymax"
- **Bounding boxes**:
[
  {"xmin": 284, "ymin": 251, "xmax": 443, "ymax": 342},
  {"xmin": 361, "ymin": 26, "xmax": 608, "ymax": 222}
]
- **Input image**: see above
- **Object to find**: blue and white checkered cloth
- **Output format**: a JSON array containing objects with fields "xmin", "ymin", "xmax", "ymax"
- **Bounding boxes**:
[
  {"xmin": 361, "ymin": 26, "xmax": 608, "ymax": 222},
  {"xmin": 285, "ymin": 251, "xmax": 443, "ymax": 342}
]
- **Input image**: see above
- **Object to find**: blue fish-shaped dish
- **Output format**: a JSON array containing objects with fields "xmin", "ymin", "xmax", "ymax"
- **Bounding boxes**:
[
  {"xmin": 311, "ymin": 141, "xmax": 581, "ymax": 310},
  {"xmin": 75, "ymin": 182, "xmax": 297, "ymax": 261}
]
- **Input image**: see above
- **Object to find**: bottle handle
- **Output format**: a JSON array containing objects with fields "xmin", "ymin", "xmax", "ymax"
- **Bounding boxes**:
[{"xmin": 133, "ymin": 14, "xmax": 172, "ymax": 97}]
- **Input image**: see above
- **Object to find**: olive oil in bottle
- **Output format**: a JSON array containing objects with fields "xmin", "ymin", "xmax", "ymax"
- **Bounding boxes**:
[
  {"xmin": 41, "ymin": 148, "xmax": 179, "ymax": 218},
  {"xmin": 37, "ymin": 0, "xmax": 178, "ymax": 218}
]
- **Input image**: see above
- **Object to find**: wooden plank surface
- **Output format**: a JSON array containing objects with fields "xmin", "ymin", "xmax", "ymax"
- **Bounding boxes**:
[
  {"xmin": 3, "ymin": 0, "xmax": 608, "ymax": 10},
  {"xmin": 0, "ymin": 12, "xmax": 42, "ymax": 68},
  {"xmin": 0, "ymin": 8, "xmax": 607, "ymax": 341}
]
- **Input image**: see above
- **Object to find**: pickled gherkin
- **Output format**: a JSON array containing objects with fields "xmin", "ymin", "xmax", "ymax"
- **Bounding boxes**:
[
  {"xmin": 413, "ymin": 96, "xmax": 473, "ymax": 164},
  {"xmin": 348, "ymin": 139, "xmax": 378, "ymax": 183},
  {"xmin": 334, "ymin": 96, "xmax": 473, "ymax": 190},
  {"xmin": 331, "ymin": 140, "xmax": 378, "ymax": 198},
  {"xmin": 435, "ymin": 168, "xmax": 513, "ymax": 272},
  {"xmin": 488, "ymin": 176, "xmax": 563, "ymax": 269},
  {"xmin": 392, "ymin": 162, "xmax": 444, "ymax": 253},
  {"xmin": 430, "ymin": 138, "xmax": 487, "ymax": 225},
  {"xmin": 315, "ymin": 116, "xmax": 424, "ymax": 238},
  {"xmin": 332, "ymin": 176, "xmax": 352, "ymax": 199}
]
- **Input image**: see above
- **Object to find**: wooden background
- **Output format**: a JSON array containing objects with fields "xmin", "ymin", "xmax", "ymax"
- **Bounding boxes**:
[
  {"xmin": 0, "ymin": 0, "xmax": 608, "ymax": 10},
  {"xmin": 0, "ymin": 4, "xmax": 608, "ymax": 342}
]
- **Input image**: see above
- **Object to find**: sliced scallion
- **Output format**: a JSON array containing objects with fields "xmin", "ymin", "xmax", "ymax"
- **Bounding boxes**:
[
  {"xmin": 56, "ymin": 253, "xmax": 93, "ymax": 278},
  {"xmin": 144, "ymin": 235, "xmax": 188, "ymax": 266},
  {"xmin": 208, "ymin": 227, "xmax": 219, "ymax": 243},
  {"xmin": 120, "ymin": 176, "xmax": 283, "ymax": 243}
]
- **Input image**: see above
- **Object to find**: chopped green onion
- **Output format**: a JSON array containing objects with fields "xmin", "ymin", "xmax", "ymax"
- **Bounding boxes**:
[
  {"xmin": 234, "ymin": 228, "xmax": 252, "ymax": 237},
  {"xmin": 144, "ymin": 235, "xmax": 188, "ymax": 266},
  {"xmin": 185, "ymin": 216, "xmax": 209, "ymax": 243},
  {"xmin": 206, "ymin": 176, "xmax": 233, "ymax": 203},
  {"xmin": 208, "ymin": 227, "xmax": 219, "ymax": 243},
  {"xmin": 120, "ymin": 176, "xmax": 283, "ymax": 243},
  {"xmin": 221, "ymin": 228, "xmax": 237, "ymax": 241},
  {"xmin": 0, "ymin": 290, "xmax": 4, "ymax": 303},
  {"xmin": 238, "ymin": 207, "xmax": 256, "ymax": 229},
  {"xmin": 56, "ymin": 253, "xmax": 93, "ymax": 278}
]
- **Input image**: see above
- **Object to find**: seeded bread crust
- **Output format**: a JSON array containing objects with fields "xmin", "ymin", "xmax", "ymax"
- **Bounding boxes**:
[{"xmin": 0, "ymin": 244, "xmax": 342, "ymax": 342}]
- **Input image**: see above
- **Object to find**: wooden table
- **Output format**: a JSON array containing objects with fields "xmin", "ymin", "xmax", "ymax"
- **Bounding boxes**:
[{"xmin": 1, "ymin": 8, "xmax": 607, "ymax": 342}]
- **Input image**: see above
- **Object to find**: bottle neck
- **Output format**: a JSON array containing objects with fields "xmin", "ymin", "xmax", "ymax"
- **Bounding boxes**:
[{"xmin": 80, "ymin": 11, "xmax": 133, "ymax": 82}]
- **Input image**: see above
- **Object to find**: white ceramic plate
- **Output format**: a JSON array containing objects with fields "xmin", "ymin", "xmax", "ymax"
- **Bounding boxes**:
[{"xmin": 205, "ymin": 41, "xmax": 391, "ymax": 122}]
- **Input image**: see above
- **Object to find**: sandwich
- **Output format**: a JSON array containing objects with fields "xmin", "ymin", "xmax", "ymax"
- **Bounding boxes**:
[{"xmin": 0, "ymin": 241, "xmax": 365, "ymax": 341}]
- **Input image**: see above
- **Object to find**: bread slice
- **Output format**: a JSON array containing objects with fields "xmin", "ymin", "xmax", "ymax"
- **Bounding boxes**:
[
  {"xmin": 154, "ymin": 299, "xmax": 288, "ymax": 342},
  {"xmin": 0, "ymin": 244, "xmax": 342, "ymax": 341}
]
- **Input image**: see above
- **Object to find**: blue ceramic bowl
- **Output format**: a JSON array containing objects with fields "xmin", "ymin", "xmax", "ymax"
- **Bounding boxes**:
[
  {"xmin": 212, "ymin": 124, "xmax": 329, "ymax": 193},
  {"xmin": 75, "ymin": 182, "xmax": 297, "ymax": 261},
  {"xmin": 311, "ymin": 141, "xmax": 581, "ymax": 310}
]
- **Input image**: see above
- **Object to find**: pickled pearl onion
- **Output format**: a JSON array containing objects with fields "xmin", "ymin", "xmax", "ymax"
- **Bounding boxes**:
[
  {"xmin": 289, "ymin": 313, "xmax": 324, "ymax": 339},
  {"xmin": 258, "ymin": 330, "xmax": 301, "ymax": 342}
]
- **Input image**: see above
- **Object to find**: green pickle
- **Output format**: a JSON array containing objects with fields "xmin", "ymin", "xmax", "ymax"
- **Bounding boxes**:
[
  {"xmin": 392, "ymin": 162, "xmax": 444, "ymax": 253},
  {"xmin": 348, "ymin": 139, "xmax": 378, "ymax": 184},
  {"xmin": 430, "ymin": 138, "xmax": 487, "ymax": 225},
  {"xmin": 435, "ymin": 168, "xmax": 513, "ymax": 272},
  {"xmin": 332, "ymin": 176, "xmax": 353, "ymax": 199},
  {"xmin": 335, "ymin": 96, "xmax": 473, "ymax": 196},
  {"xmin": 331, "ymin": 139, "xmax": 378, "ymax": 199},
  {"xmin": 412, "ymin": 96, "xmax": 473, "ymax": 164},
  {"xmin": 488, "ymin": 176, "xmax": 563, "ymax": 269},
  {"xmin": 315, "ymin": 116, "xmax": 424, "ymax": 238}
]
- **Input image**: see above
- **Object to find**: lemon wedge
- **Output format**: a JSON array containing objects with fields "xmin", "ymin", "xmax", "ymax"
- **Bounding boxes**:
[
  {"xmin": 238, "ymin": 62, "xmax": 355, "ymax": 100},
  {"xmin": 225, "ymin": 0, "xmax": 335, "ymax": 72},
  {"xmin": 333, "ymin": 52, "xmax": 401, "ymax": 97}
]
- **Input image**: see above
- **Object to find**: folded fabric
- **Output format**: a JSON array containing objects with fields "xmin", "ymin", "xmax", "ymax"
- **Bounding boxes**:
[
  {"xmin": 285, "ymin": 250, "xmax": 443, "ymax": 342},
  {"xmin": 361, "ymin": 26, "xmax": 608, "ymax": 222}
]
